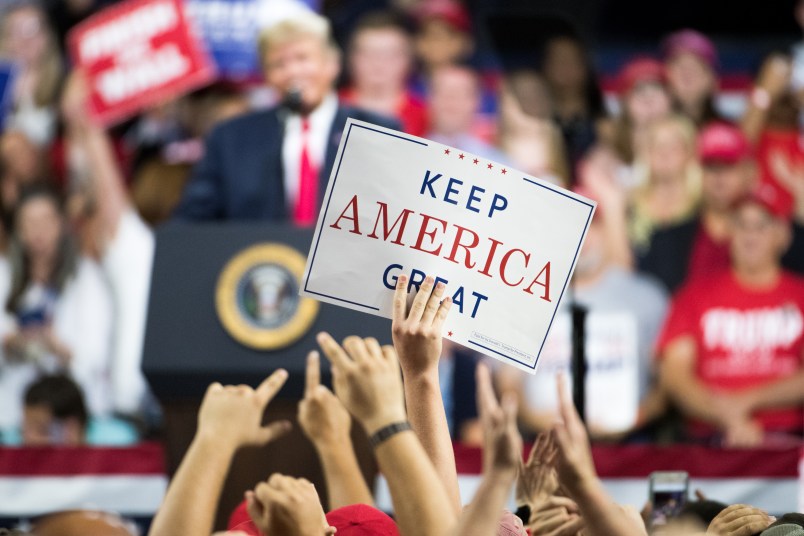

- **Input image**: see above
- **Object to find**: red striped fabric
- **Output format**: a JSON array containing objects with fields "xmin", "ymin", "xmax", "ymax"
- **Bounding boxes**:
[
  {"xmin": 453, "ymin": 443, "xmax": 802, "ymax": 478},
  {"xmin": 0, "ymin": 442, "xmax": 165, "ymax": 476}
]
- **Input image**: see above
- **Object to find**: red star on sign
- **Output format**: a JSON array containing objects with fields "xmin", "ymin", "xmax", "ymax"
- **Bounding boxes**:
[
  {"xmin": 444, "ymin": 148, "xmax": 450, "ymax": 155},
  {"xmin": 473, "ymin": 158, "xmax": 479, "ymax": 164},
  {"xmin": 487, "ymin": 163, "xmax": 493, "ymax": 169},
  {"xmin": 448, "ymin": 331, "xmax": 453, "ymax": 337},
  {"xmin": 501, "ymin": 168, "xmax": 507, "ymax": 174},
  {"xmin": 459, "ymin": 153, "xmax": 465, "ymax": 159}
]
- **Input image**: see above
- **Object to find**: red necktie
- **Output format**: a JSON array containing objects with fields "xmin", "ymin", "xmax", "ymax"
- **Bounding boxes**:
[{"xmin": 293, "ymin": 118, "xmax": 319, "ymax": 226}]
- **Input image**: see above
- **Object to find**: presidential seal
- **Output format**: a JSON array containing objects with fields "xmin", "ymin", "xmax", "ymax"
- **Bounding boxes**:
[{"xmin": 215, "ymin": 244, "xmax": 319, "ymax": 350}]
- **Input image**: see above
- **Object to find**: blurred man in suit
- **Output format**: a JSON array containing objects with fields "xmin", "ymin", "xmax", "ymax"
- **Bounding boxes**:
[{"xmin": 174, "ymin": 9, "xmax": 399, "ymax": 223}]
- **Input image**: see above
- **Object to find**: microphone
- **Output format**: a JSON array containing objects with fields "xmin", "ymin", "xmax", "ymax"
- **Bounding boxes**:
[{"xmin": 283, "ymin": 87, "xmax": 304, "ymax": 114}]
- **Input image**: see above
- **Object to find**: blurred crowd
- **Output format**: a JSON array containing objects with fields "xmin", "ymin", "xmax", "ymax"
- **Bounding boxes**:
[{"xmin": 0, "ymin": 0, "xmax": 800, "ymax": 532}]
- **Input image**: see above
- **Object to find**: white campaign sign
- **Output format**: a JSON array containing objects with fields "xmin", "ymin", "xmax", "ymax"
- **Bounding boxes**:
[{"xmin": 301, "ymin": 119, "xmax": 596, "ymax": 373}]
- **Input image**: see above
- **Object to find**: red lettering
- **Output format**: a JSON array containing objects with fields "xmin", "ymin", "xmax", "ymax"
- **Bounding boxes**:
[
  {"xmin": 500, "ymin": 248, "xmax": 530, "ymax": 287},
  {"xmin": 445, "ymin": 225, "xmax": 479, "ymax": 268},
  {"xmin": 329, "ymin": 195, "xmax": 362, "ymax": 235},
  {"xmin": 478, "ymin": 237, "xmax": 503, "ymax": 277},
  {"xmin": 411, "ymin": 213, "xmax": 448, "ymax": 256},
  {"xmin": 524, "ymin": 262, "xmax": 552, "ymax": 302},
  {"xmin": 367, "ymin": 202, "xmax": 412, "ymax": 245}
]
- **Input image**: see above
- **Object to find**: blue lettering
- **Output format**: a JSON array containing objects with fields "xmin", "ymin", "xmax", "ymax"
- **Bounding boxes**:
[{"xmin": 420, "ymin": 170, "xmax": 441, "ymax": 197}]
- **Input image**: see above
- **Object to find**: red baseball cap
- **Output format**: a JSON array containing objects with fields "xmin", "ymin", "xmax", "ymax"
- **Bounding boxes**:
[
  {"xmin": 617, "ymin": 57, "xmax": 665, "ymax": 95},
  {"xmin": 415, "ymin": 0, "xmax": 471, "ymax": 33},
  {"xmin": 698, "ymin": 122, "xmax": 753, "ymax": 165},
  {"xmin": 733, "ymin": 181, "xmax": 793, "ymax": 222},
  {"xmin": 662, "ymin": 29, "xmax": 719, "ymax": 69},
  {"xmin": 228, "ymin": 500, "xmax": 400, "ymax": 536}
]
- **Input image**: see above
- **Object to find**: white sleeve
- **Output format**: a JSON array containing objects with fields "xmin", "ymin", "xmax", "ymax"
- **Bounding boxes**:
[
  {"xmin": 56, "ymin": 258, "xmax": 115, "ymax": 418},
  {"xmin": 101, "ymin": 210, "xmax": 155, "ymax": 415}
]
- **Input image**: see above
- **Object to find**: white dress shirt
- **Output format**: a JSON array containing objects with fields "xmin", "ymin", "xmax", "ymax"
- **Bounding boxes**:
[{"xmin": 281, "ymin": 92, "xmax": 339, "ymax": 210}]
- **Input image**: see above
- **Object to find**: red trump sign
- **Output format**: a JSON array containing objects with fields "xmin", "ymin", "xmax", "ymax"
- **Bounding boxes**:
[{"xmin": 68, "ymin": 0, "xmax": 216, "ymax": 125}]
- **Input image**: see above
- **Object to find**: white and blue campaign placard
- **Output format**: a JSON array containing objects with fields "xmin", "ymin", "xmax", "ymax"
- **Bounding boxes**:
[
  {"xmin": 301, "ymin": 119, "xmax": 596, "ymax": 373},
  {"xmin": 185, "ymin": 0, "xmax": 261, "ymax": 81}
]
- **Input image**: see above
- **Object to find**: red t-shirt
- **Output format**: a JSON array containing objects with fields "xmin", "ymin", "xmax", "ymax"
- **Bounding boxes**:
[
  {"xmin": 686, "ymin": 223, "xmax": 731, "ymax": 285},
  {"xmin": 657, "ymin": 271, "xmax": 804, "ymax": 436},
  {"xmin": 339, "ymin": 88, "xmax": 429, "ymax": 137}
]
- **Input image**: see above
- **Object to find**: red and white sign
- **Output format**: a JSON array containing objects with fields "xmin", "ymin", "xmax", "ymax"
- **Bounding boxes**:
[
  {"xmin": 68, "ymin": 0, "xmax": 216, "ymax": 126},
  {"xmin": 301, "ymin": 119, "xmax": 596, "ymax": 373}
]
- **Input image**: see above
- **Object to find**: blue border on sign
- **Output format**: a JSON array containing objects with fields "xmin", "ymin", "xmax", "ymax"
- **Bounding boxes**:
[
  {"xmin": 304, "ymin": 121, "xmax": 427, "ymax": 311},
  {"xmin": 467, "ymin": 177, "xmax": 594, "ymax": 370},
  {"xmin": 305, "ymin": 123, "xmax": 596, "ymax": 370}
]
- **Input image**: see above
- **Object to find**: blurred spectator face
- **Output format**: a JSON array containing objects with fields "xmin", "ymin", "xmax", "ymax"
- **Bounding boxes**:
[
  {"xmin": 22, "ymin": 403, "xmax": 83, "ymax": 445},
  {"xmin": 626, "ymin": 82, "xmax": 672, "ymax": 126},
  {"xmin": 350, "ymin": 27, "xmax": 412, "ymax": 92},
  {"xmin": 543, "ymin": 37, "xmax": 587, "ymax": 94},
  {"xmin": 17, "ymin": 195, "xmax": 62, "ymax": 261},
  {"xmin": 666, "ymin": 52, "xmax": 715, "ymax": 109},
  {"xmin": 730, "ymin": 203, "xmax": 789, "ymax": 272},
  {"xmin": 263, "ymin": 35, "xmax": 339, "ymax": 112},
  {"xmin": 415, "ymin": 19, "xmax": 471, "ymax": 69},
  {"xmin": 701, "ymin": 161, "xmax": 754, "ymax": 211},
  {"xmin": 505, "ymin": 70, "xmax": 553, "ymax": 119},
  {"xmin": 1, "ymin": 131, "xmax": 41, "ymax": 185},
  {"xmin": 646, "ymin": 119, "xmax": 693, "ymax": 179},
  {"xmin": 428, "ymin": 66, "xmax": 479, "ymax": 136},
  {"xmin": 0, "ymin": 5, "xmax": 48, "ymax": 67}
]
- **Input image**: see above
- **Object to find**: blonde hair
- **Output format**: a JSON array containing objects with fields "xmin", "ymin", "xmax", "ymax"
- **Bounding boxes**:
[
  {"xmin": 628, "ymin": 114, "xmax": 702, "ymax": 249},
  {"xmin": 0, "ymin": 4, "xmax": 63, "ymax": 108},
  {"xmin": 258, "ymin": 10, "xmax": 337, "ymax": 64}
]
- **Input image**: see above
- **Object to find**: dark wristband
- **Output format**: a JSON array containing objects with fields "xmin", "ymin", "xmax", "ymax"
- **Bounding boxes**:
[
  {"xmin": 514, "ymin": 504, "xmax": 531, "ymax": 525},
  {"xmin": 369, "ymin": 421, "xmax": 412, "ymax": 448}
]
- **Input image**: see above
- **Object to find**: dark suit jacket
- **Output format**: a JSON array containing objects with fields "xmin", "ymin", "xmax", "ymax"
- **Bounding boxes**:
[{"xmin": 173, "ymin": 104, "xmax": 400, "ymax": 221}]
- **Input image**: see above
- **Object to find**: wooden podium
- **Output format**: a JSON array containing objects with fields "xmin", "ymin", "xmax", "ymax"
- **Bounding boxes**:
[{"xmin": 143, "ymin": 222, "xmax": 390, "ymax": 529}]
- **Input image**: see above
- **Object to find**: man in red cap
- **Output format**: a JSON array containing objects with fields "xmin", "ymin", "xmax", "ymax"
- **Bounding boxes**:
[
  {"xmin": 657, "ymin": 184, "xmax": 804, "ymax": 447},
  {"xmin": 638, "ymin": 122, "xmax": 803, "ymax": 292}
]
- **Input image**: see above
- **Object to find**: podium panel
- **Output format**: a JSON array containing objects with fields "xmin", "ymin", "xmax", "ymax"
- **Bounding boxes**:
[{"xmin": 142, "ymin": 222, "xmax": 393, "ymax": 400}]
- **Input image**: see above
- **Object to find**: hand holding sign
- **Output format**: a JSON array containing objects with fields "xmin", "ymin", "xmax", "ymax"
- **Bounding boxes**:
[
  {"xmin": 391, "ymin": 274, "xmax": 452, "ymax": 378},
  {"xmin": 302, "ymin": 120, "xmax": 595, "ymax": 373}
]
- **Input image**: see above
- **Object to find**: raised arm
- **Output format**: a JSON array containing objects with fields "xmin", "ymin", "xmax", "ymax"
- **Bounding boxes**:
[
  {"xmin": 449, "ymin": 363, "xmax": 522, "ymax": 536},
  {"xmin": 391, "ymin": 274, "xmax": 461, "ymax": 512},
  {"xmin": 148, "ymin": 370, "xmax": 291, "ymax": 536},
  {"xmin": 553, "ymin": 375, "xmax": 647, "ymax": 536},
  {"xmin": 316, "ymin": 332, "xmax": 457, "ymax": 536},
  {"xmin": 61, "ymin": 71, "xmax": 129, "ymax": 242},
  {"xmin": 298, "ymin": 350, "xmax": 374, "ymax": 509}
]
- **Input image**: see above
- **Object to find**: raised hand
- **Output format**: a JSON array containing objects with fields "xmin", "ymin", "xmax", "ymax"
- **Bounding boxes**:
[
  {"xmin": 527, "ymin": 496, "xmax": 584, "ymax": 536},
  {"xmin": 298, "ymin": 351, "xmax": 352, "ymax": 447},
  {"xmin": 516, "ymin": 431, "xmax": 560, "ymax": 506},
  {"xmin": 196, "ymin": 369, "xmax": 291, "ymax": 452},
  {"xmin": 316, "ymin": 332, "xmax": 407, "ymax": 435},
  {"xmin": 476, "ymin": 363, "xmax": 522, "ymax": 478},
  {"xmin": 706, "ymin": 504, "xmax": 774, "ymax": 536},
  {"xmin": 246, "ymin": 474, "xmax": 335, "ymax": 536},
  {"xmin": 391, "ymin": 274, "xmax": 452, "ymax": 378},
  {"xmin": 552, "ymin": 374, "xmax": 598, "ymax": 497}
]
